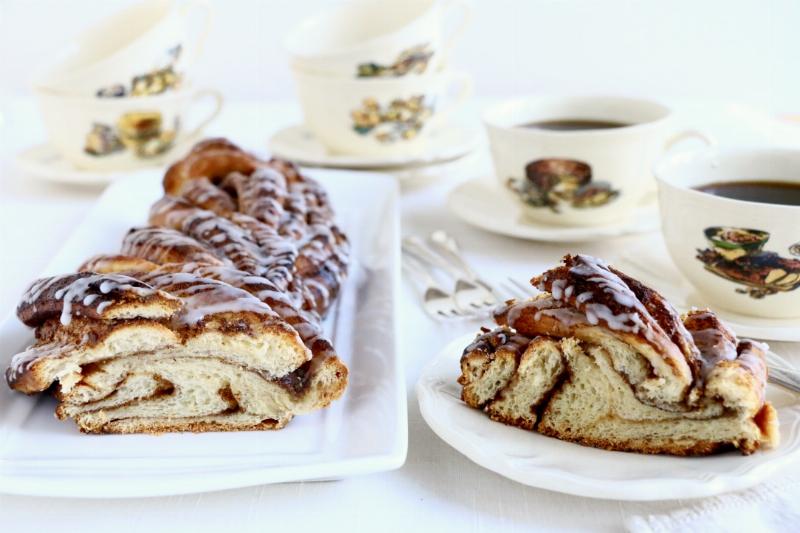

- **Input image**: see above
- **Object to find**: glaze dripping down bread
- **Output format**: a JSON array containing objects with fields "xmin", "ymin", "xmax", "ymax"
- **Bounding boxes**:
[
  {"xmin": 458, "ymin": 254, "xmax": 778, "ymax": 456},
  {"xmin": 6, "ymin": 139, "xmax": 349, "ymax": 434}
]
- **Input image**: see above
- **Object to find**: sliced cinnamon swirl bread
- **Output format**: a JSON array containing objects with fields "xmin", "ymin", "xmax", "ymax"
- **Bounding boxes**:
[
  {"xmin": 458, "ymin": 254, "xmax": 779, "ymax": 456},
  {"xmin": 6, "ymin": 139, "xmax": 349, "ymax": 434}
]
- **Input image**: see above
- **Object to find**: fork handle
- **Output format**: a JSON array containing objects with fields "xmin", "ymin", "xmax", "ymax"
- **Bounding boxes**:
[
  {"xmin": 427, "ymin": 231, "xmax": 479, "ymax": 281},
  {"xmin": 402, "ymin": 253, "xmax": 442, "ymax": 291},
  {"xmin": 403, "ymin": 237, "xmax": 465, "ymax": 280}
]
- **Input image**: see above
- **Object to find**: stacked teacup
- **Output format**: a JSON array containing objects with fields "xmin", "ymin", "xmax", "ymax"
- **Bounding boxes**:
[
  {"xmin": 32, "ymin": 0, "xmax": 221, "ymax": 172},
  {"xmin": 285, "ymin": 0, "xmax": 472, "ymax": 157}
]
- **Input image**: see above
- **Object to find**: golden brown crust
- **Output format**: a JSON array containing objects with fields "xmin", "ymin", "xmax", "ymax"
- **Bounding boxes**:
[
  {"xmin": 536, "ymin": 424, "xmax": 738, "ymax": 457},
  {"xmin": 79, "ymin": 418, "xmax": 287, "ymax": 435},
  {"xmin": 163, "ymin": 138, "xmax": 261, "ymax": 196}
]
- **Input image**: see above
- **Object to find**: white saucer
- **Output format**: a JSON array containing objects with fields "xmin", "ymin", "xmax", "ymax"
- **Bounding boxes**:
[
  {"xmin": 417, "ymin": 334, "xmax": 800, "ymax": 501},
  {"xmin": 617, "ymin": 251, "xmax": 800, "ymax": 342},
  {"xmin": 448, "ymin": 177, "xmax": 659, "ymax": 242},
  {"xmin": 15, "ymin": 139, "xmax": 198, "ymax": 186},
  {"xmin": 268, "ymin": 124, "xmax": 478, "ymax": 170}
]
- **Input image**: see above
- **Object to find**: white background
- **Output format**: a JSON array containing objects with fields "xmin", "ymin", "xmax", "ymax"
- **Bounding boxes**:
[
  {"xmin": 1, "ymin": 0, "xmax": 798, "ymax": 109},
  {"xmin": 1, "ymin": 2, "xmax": 800, "ymax": 531}
]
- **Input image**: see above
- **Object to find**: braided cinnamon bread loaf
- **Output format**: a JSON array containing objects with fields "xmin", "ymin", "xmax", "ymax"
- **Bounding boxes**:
[
  {"xmin": 6, "ymin": 139, "xmax": 349, "ymax": 434},
  {"xmin": 459, "ymin": 254, "xmax": 779, "ymax": 456}
]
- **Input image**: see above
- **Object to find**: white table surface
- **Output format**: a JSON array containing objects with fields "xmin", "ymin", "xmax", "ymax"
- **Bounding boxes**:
[{"xmin": 0, "ymin": 97, "xmax": 798, "ymax": 532}]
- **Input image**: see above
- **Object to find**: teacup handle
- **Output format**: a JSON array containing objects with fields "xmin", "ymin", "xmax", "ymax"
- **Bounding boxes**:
[
  {"xmin": 663, "ymin": 129, "xmax": 716, "ymax": 153},
  {"xmin": 439, "ymin": 0, "xmax": 473, "ymax": 65},
  {"xmin": 179, "ymin": 0, "xmax": 213, "ymax": 71},
  {"xmin": 428, "ymin": 71, "xmax": 473, "ymax": 132},
  {"xmin": 180, "ymin": 89, "xmax": 224, "ymax": 142}
]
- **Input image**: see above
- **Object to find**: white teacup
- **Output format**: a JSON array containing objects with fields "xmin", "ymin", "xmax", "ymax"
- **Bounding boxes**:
[
  {"xmin": 284, "ymin": 0, "xmax": 471, "ymax": 78},
  {"xmin": 292, "ymin": 68, "xmax": 472, "ymax": 156},
  {"xmin": 656, "ymin": 148, "xmax": 800, "ymax": 319},
  {"xmin": 483, "ymin": 96, "xmax": 711, "ymax": 227},
  {"xmin": 35, "ymin": 0, "xmax": 210, "ymax": 97},
  {"xmin": 35, "ymin": 86, "xmax": 223, "ymax": 171}
]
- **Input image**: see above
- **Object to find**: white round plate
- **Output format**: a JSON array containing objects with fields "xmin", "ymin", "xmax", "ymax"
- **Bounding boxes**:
[
  {"xmin": 417, "ymin": 334, "xmax": 800, "ymax": 501},
  {"xmin": 448, "ymin": 177, "xmax": 659, "ymax": 242},
  {"xmin": 268, "ymin": 124, "xmax": 478, "ymax": 170},
  {"xmin": 15, "ymin": 141, "xmax": 194, "ymax": 186}
]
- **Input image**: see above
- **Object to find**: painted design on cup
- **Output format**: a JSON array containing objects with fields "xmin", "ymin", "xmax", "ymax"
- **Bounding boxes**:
[
  {"xmin": 696, "ymin": 226, "xmax": 800, "ymax": 298},
  {"xmin": 85, "ymin": 111, "xmax": 179, "ymax": 158},
  {"xmin": 351, "ymin": 95, "xmax": 434, "ymax": 143},
  {"xmin": 96, "ymin": 45, "xmax": 183, "ymax": 98},
  {"xmin": 507, "ymin": 159, "xmax": 619, "ymax": 212},
  {"xmin": 356, "ymin": 44, "xmax": 434, "ymax": 78}
]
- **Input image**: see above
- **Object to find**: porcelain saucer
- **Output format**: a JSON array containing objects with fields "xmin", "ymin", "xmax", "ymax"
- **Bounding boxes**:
[
  {"xmin": 447, "ymin": 177, "xmax": 659, "ymax": 242},
  {"xmin": 268, "ymin": 124, "xmax": 478, "ymax": 170},
  {"xmin": 16, "ymin": 141, "xmax": 190, "ymax": 186}
]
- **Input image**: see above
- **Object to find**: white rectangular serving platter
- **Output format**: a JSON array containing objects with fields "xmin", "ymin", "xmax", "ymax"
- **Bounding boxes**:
[{"xmin": 0, "ymin": 169, "xmax": 406, "ymax": 498}]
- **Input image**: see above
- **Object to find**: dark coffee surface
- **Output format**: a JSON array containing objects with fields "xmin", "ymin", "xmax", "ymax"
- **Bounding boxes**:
[
  {"xmin": 518, "ymin": 119, "xmax": 631, "ymax": 131},
  {"xmin": 695, "ymin": 180, "xmax": 800, "ymax": 206}
]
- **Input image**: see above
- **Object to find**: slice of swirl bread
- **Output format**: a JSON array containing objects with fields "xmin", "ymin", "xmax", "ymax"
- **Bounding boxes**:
[{"xmin": 458, "ymin": 255, "xmax": 778, "ymax": 456}]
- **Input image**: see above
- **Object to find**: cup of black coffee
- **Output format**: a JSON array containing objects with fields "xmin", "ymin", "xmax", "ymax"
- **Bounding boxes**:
[
  {"xmin": 656, "ymin": 148, "xmax": 800, "ymax": 318},
  {"xmin": 483, "ymin": 96, "xmax": 712, "ymax": 227}
]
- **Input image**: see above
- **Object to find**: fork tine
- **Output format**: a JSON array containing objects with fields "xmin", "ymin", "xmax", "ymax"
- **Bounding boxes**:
[{"xmin": 769, "ymin": 373, "xmax": 800, "ymax": 394}]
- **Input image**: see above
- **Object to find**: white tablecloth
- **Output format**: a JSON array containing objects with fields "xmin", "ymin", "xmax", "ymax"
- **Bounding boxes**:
[{"xmin": 0, "ymin": 98, "xmax": 798, "ymax": 532}]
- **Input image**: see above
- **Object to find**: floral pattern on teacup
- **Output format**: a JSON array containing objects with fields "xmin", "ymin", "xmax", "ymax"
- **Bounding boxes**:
[
  {"xmin": 356, "ymin": 44, "xmax": 434, "ymax": 78},
  {"xmin": 696, "ymin": 226, "xmax": 800, "ymax": 298},
  {"xmin": 96, "ymin": 45, "xmax": 183, "ymax": 98},
  {"xmin": 351, "ymin": 95, "xmax": 434, "ymax": 143},
  {"xmin": 507, "ymin": 159, "xmax": 619, "ymax": 212},
  {"xmin": 85, "ymin": 111, "xmax": 179, "ymax": 158}
]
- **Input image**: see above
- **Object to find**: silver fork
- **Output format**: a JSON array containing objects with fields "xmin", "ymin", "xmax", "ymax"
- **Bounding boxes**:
[
  {"xmin": 765, "ymin": 352, "xmax": 800, "ymax": 393},
  {"xmin": 505, "ymin": 277, "xmax": 800, "ymax": 393},
  {"xmin": 403, "ymin": 235, "xmax": 498, "ymax": 314},
  {"xmin": 426, "ymin": 231, "xmax": 499, "ymax": 312},
  {"xmin": 402, "ymin": 253, "xmax": 467, "ymax": 320}
]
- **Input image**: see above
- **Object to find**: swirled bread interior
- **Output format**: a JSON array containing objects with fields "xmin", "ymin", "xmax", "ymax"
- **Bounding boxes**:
[{"xmin": 458, "ymin": 254, "xmax": 778, "ymax": 456}]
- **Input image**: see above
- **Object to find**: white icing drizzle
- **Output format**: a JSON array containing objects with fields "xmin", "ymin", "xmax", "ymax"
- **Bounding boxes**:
[
  {"xmin": 303, "ymin": 277, "xmax": 331, "ymax": 311},
  {"xmin": 122, "ymin": 226, "xmax": 224, "ymax": 266},
  {"xmin": 23, "ymin": 273, "xmax": 159, "ymax": 326},
  {"xmin": 506, "ymin": 297, "xmax": 559, "ymax": 326},
  {"xmin": 541, "ymin": 255, "xmax": 656, "ymax": 339},
  {"xmin": 8, "ymin": 342, "xmax": 73, "ymax": 382},
  {"xmin": 535, "ymin": 307, "xmax": 587, "ymax": 327},
  {"xmin": 140, "ymin": 272, "xmax": 278, "ymax": 325}
]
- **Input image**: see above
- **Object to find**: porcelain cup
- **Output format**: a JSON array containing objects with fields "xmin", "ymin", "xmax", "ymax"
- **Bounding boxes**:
[
  {"xmin": 483, "ymin": 95, "xmax": 711, "ymax": 227},
  {"xmin": 34, "ymin": 0, "xmax": 210, "ymax": 97},
  {"xmin": 35, "ymin": 86, "xmax": 222, "ymax": 171},
  {"xmin": 292, "ymin": 68, "xmax": 472, "ymax": 156},
  {"xmin": 284, "ymin": 0, "xmax": 471, "ymax": 79},
  {"xmin": 656, "ymin": 148, "xmax": 800, "ymax": 318}
]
